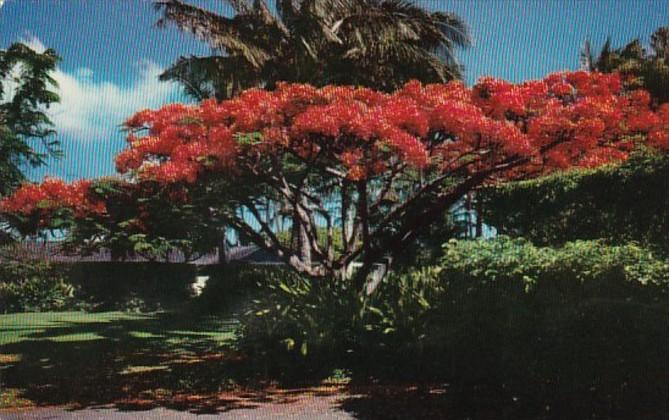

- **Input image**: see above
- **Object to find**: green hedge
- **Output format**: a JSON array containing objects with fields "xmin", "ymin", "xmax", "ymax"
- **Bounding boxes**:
[
  {"xmin": 67, "ymin": 262, "xmax": 197, "ymax": 311},
  {"xmin": 0, "ymin": 256, "xmax": 201, "ymax": 312},
  {"xmin": 239, "ymin": 237, "xmax": 669, "ymax": 417},
  {"xmin": 481, "ymin": 150, "xmax": 669, "ymax": 254}
]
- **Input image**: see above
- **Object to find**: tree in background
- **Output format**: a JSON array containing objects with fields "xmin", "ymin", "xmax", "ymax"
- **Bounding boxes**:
[
  {"xmin": 2, "ymin": 72, "xmax": 667, "ymax": 291},
  {"xmin": 0, "ymin": 43, "xmax": 60, "ymax": 196},
  {"xmin": 484, "ymin": 27, "xmax": 669, "ymax": 251},
  {"xmin": 581, "ymin": 27, "xmax": 669, "ymax": 103},
  {"xmin": 154, "ymin": 0, "xmax": 470, "ymax": 100},
  {"xmin": 0, "ymin": 43, "xmax": 60, "ymax": 244}
]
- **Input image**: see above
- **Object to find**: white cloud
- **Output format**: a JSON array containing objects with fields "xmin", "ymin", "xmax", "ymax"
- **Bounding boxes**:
[
  {"xmin": 49, "ymin": 61, "xmax": 181, "ymax": 141},
  {"xmin": 17, "ymin": 33, "xmax": 183, "ymax": 142},
  {"xmin": 0, "ymin": 0, "xmax": 5, "ymax": 10},
  {"xmin": 75, "ymin": 67, "xmax": 94, "ymax": 79},
  {"xmin": 19, "ymin": 33, "xmax": 46, "ymax": 53}
]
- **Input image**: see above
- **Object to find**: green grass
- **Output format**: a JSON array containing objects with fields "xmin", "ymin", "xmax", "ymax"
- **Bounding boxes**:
[
  {"xmin": 0, "ymin": 311, "xmax": 237, "ymax": 346},
  {"xmin": 0, "ymin": 310, "xmax": 243, "ymax": 411}
]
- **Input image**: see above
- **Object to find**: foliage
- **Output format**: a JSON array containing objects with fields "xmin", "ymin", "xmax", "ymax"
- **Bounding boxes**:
[
  {"xmin": 237, "ymin": 270, "xmax": 361, "ymax": 380},
  {"xmin": 67, "ymin": 262, "xmax": 197, "ymax": 312},
  {"xmin": 0, "ymin": 244, "xmax": 198, "ymax": 312},
  {"xmin": 0, "ymin": 259, "xmax": 75, "ymax": 313},
  {"xmin": 1, "ymin": 73, "xmax": 667, "ymax": 290},
  {"xmin": 0, "ymin": 43, "xmax": 60, "ymax": 196},
  {"xmin": 482, "ymin": 150, "xmax": 669, "ymax": 253},
  {"xmin": 275, "ymin": 226, "xmax": 345, "ymax": 256},
  {"xmin": 582, "ymin": 27, "xmax": 669, "ymax": 103},
  {"xmin": 68, "ymin": 177, "xmax": 224, "ymax": 261},
  {"xmin": 239, "ymin": 237, "xmax": 669, "ymax": 416},
  {"xmin": 192, "ymin": 264, "xmax": 289, "ymax": 314},
  {"xmin": 154, "ymin": 0, "xmax": 470, "ymax": 99}
]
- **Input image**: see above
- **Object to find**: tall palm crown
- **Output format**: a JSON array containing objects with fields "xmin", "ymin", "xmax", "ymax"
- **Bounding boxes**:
[{"xmin": 154, "ymin": 0, "xmax": 470, "ymax": 100}]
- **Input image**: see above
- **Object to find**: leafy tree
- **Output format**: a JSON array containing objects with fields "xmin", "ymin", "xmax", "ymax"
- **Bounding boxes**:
[
  {"xmin": 1, "ymin": 72, "xmax": 666, "ymax": 291},
  {"xmin": 154, "ymin": 0, "xmax": 471, "ymax": 261},
  {"xmin": 581, "ymin": 27, "xmax": 669, "ymax": 103},
  {"xmin": 0, "ymin": 43, "xmax": 60, "ymax": 244},
  {"xmin": 154, "ymin": 0, "xmax": 470, "ymax": 99},
  {"xmin": 0, "ymin": 43, "xmax": 60, "ymax": 196},
  {"xmin": 651, "ymin": 27, "xmax": 669, "ymax": 62}
]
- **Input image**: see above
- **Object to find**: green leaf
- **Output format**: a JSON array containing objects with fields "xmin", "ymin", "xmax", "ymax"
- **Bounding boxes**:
[{"xmin": 282, "ymin": 338, "xmax": 295, "ymax": 351}]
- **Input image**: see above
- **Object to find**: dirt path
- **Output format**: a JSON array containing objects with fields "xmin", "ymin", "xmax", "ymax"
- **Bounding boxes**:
[{"xmin": 0, "ymin": 389, "xmax": 355, "ymax": 419}]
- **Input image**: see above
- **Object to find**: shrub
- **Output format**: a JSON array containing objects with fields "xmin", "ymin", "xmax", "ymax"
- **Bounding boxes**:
[
  {"xmin": 0, "ymin": 259, "xmax": 76, "ymax": 312},
  {"xmin": 236, "ymin": 267, "xmax": 364, "ymax": 381},
  {"xmin": 239, "ymin": 237, "xmax": 669, "ymax": 416},
  {"xmin": 194, "ymin": 264, "xmax": 291, "ymax": 314},
  {"xmin": 481, "ymin": 150, "xmax": 669, "ymax": 256},
  {"xmin": 67, "ymin": 262, "xmax": 197, "ymax": 312}
]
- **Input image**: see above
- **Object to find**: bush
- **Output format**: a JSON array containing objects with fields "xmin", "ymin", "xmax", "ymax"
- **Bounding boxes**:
[
  {"xmin": 481, "ymin": 150, "xmax": 669, "ymax": 256},
  {"xmin": 239, "ymin": 237, "xmax": 669, "ymax": 416},
  {"xmin": 67, "ymin": 262, "xmax": 197, "ymax": 312},
  {"xmin": 0, "ymin": 259, "xmax": 76, "ymax": 312},
  {"xmin": 236, "ymin": 267, "xmax": 364, "ymax": 381},
  {"xmin": 194, "ymin": 264, "xmax": 290, "ymax": 314}
]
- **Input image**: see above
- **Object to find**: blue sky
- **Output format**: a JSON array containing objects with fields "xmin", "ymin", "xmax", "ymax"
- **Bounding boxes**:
[{"xmin": 0, "ymin": 0, "xmax": 667, "ymax": 181}]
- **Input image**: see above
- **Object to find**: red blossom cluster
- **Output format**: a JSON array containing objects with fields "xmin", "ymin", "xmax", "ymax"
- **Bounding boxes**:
[
  {"xmin": 113, "ymin": 71, "xmax": 668, "ymax": 183},
  {"xmin": 0, "ymin": 178, "xmax": 106, "ymax": 225},
  {"xmin": 1, "ymin": 71, "xmax": 667, "ymax": 226}
]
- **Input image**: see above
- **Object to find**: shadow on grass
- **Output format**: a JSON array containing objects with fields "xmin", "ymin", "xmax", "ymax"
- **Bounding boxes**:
[
  {"xmin": 4, "ymin": 309, "xmax": 666, "ymax": 419},
  {"xmin": 0, "ymin": 310, "xmax": 339, "ymax": 415}
]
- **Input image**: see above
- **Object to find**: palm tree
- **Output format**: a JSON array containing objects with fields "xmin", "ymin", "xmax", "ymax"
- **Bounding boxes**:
[{"xmin": 154, "ymin": 0, "xmax": 470, "ymax": 100}]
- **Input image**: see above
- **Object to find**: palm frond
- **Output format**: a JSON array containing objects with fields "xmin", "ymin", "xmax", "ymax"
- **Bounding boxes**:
[
  {"xmin": 160, "ymin": 55, "xmax": 260, "ymax": 100},
  {"xmin": 154, "ymin": 0, "xmax": 271, "ymax": 68},
  {"xmin": 333, "ymin": 0, "xmax": 468, "ymax": 73}
]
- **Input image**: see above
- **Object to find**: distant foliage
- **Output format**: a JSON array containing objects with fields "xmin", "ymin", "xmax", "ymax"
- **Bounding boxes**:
[{"xmin": 583, "ymin": 27, "xmax": 669, "ymax": 103}]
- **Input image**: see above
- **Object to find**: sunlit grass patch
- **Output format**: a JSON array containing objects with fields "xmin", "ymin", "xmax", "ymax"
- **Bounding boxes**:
[
  {"xmin": 119, "ymin": 365, "xmax": 170, "ymax": 375},
  {"xmin": 0, "ymin": 388, "xmax": 33, "ymax": 409}
]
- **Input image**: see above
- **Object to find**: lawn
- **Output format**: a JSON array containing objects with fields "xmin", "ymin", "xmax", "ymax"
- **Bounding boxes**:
[{"xmin": 0, "ymin": 310, "xmax": 246, "ymax": 412}]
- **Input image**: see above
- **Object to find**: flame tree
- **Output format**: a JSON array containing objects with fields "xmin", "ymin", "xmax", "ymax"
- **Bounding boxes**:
[{"xmin": 2, "ymin": 71, "xmax": 668, "ymax": 290}]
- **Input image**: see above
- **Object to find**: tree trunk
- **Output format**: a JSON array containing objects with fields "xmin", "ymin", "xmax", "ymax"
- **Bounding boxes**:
[
  {"xmin": 218, "ymin": 236, "xmax": 229, "ymax": 265},
  {"xmin": 475, "ymin": 195, "xmax": 483, "ymax": 238},
  {"xmin": 299, "ymin": 221, "xmax": 311, "ymax": 267}
]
